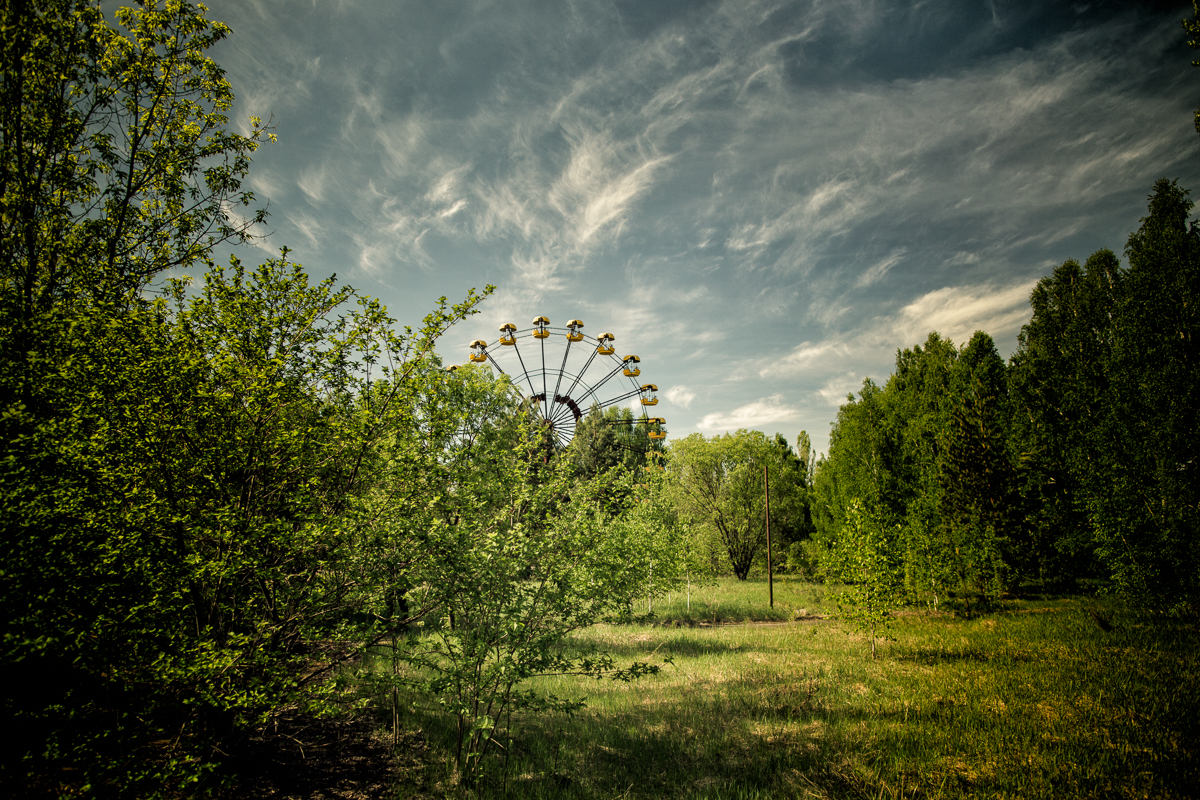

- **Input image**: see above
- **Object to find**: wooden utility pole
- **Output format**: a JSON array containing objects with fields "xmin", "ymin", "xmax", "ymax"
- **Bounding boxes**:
[{"xmin": 765, "ymin": 464, "xmax": 773, "ymax": 608}]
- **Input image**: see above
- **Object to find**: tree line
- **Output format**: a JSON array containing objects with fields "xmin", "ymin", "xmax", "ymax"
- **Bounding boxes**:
[{"xmin": 806, "ymin": 178, "xmax": 1200, "ymax": 614}]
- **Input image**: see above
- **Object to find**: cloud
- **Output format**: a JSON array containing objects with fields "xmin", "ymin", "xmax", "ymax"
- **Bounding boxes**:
[
  {"xmin": 697, "ymin": 394, "xmax": 802, "ymax": 432},
  {"xmin": 204, "ymin": 0, "xmax": 1197, "ymax": 459},
  {"xmin": 297, "ymin": 165, "xmax": 329, "ymax": 204},
  {"xmin": 816, "ymin": 373, "xmax": 861, "ymax": 405},
  {"xmin": 665, "ymin": 385, "xmax": 696, "ymax": 408},
  {"xmin": 762, "ymin": 278, "xmax": 1036, "ymax": 380},
  {"xmin": 769, "ymin": 341, "xmax": 853, "ymax": 377},
  {"xmin": 885, "ymin": 280, "xmax": 1039, "ymax": 350},
  {"xmin": 855, "ymin": 249, "xmax": 904, "ymax": 288}
]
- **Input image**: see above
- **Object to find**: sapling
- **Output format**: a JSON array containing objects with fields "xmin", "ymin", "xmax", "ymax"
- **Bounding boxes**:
[{"xmin": 833, "ymin": 500, "xmax": 904, "ymax": 657}]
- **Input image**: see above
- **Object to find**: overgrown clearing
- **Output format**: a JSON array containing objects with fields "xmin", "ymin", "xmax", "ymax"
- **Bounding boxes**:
[{"xmin": 372, "ymin": 579, "xmax": 1199, "ymax": 799}]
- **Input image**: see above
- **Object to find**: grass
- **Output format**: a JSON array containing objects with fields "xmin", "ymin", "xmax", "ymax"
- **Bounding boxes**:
[
  {"xmin": 632, "ymin": 574, "xmax": 833, "ymax": 623},
  {"xmin": 367, "ymin": 579, "xmax": 1200, "ymax": 799}
]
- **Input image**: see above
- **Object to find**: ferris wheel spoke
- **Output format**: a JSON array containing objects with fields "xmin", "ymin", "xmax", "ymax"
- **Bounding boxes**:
[
  {"xmin": 560, "ymin": 347, "xmax": 599, "ymax": 399},
  {"xmin": 509, "ymin": 339, "xmax": 539, "ymax": 400},
  {"xmin": 550, "ymin": 402, "xmax": 577, "ymax": 427},
  {"xmin": 598, "ymin": 387, "xmax": 642, "ymax": 407},
  {"xmin": 576, "ymin": 363, "xmax": 628, "ymax": 407},
  {"xmin": 551, "ymin": 339, "xmax": 572, "ymax": 407},
  {"xmin": 484, "ymin": 351, "xmax": 507, "ymax": 375}
]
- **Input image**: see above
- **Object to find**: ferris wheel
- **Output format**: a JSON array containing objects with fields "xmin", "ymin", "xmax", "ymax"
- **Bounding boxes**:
[{"xmin": 460, "ymin": 317, "xmax": 667, "ymax": 449}]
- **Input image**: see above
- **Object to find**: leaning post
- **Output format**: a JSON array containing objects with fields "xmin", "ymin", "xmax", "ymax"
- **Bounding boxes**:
[{"xmin": 765, "ymin": 464, "xmax": 773, "ymax": 608}]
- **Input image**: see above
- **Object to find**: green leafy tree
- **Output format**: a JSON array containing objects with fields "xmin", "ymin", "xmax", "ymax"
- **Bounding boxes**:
[
  {"xmin": 0, "ymin": 246, "xmax": 489, "ymax": 793},
  {"xmin": 810, "ymin": 379, "xmax": 903, "ymax": 577},
  {"xmin": 0, "ymin": 0, "xmax": 270, "ymax": 318},
  {"xmin": 1089, "ymin": 179, "xmax": 1200, "ymax": 606},
  {"xmin": 1008, "ymin": 251, "xmax": 1120, "ymax": 586},
  {"xmin": 0, "ymin": 1, "xmax": 273, "ymax": 792},
  {"xmin": 388, "ymin": 397, "xmax": 667, "ymax": 784},
  {"xmin": 882, "ymin": 332, "xmax": 958, "ymax": 605},
  {"xmin": 667, "ymin": 430, "xmax": 804, "ymax": 580},
  {"xmin": 569, "ymin": 402, "xmax": 664, "ymax": 479},
  {"xmin": 830, "ymin": 500, "xmax": 904, "ymax": 658},
  {"xmin": 937, "ymin": 332, "xmax": 1018, "ymax": 611}
]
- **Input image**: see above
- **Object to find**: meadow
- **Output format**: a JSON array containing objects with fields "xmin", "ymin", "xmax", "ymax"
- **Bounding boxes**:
[{"xmin": 374, "ymin": 579, "xmax": 1199, "ymax": 799}]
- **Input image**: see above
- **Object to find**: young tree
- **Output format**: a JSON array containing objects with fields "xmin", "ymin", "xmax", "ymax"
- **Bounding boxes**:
[
  {"xmin": 389, "ymin": 397, "xmax": 667, "ymax": 784},
  {"xmin": 809, "ymin": 379, "xmax": 903, "ymax": 576},
  {"xmin": 830, "ymin": 501, "xmax": 904, "ymax": 658},
  {"xmin": 882, "ymin": 333, "xmax": 958, "ymax": 604}
]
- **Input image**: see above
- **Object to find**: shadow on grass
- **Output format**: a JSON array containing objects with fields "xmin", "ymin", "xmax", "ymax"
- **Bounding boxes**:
[
  {"xmin": 395, "ymin": 695, "xmax": 872, "ymax": 800},
  {"xmin": 891, "ymin": 645, "xmax": 1039, "ymax": 666}
]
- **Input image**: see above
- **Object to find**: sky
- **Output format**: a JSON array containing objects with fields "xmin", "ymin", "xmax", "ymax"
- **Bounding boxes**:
[{"xmin": 197, "ymin": 0, "xmax": 1200, "ymax": 455}]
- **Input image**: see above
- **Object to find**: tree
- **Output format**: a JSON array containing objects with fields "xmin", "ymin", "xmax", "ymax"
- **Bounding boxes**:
[
  {"xmin": 0, "ymin": 2, "xmax": 273, "ymax": 792},
  {"xmin": 569, "ymin": 402, "xmax": 664, "ymax": 480},
  {"xmin": 936, "ymin": 332, "xmax": 1018, "ymax": 611},
  {"xmin": 809, "ymin": 378, "xmax": 904, "ymax": 578},
  {"xmin": 0, "ymin": 5, "xmax": 500, "ymax": 792},
  {"xmin": 1008, "ymin": 250, "xmax": 1120, "ymax": 587},
  {"xmin": 1089, "ymin": 179, "xmax": 1200, "ymax": 606},
  {"xmin": 667, "ymin": 430, "xmax": 804, "ymax": 580},
  {"xmin": 0, "ymin": 246, "xmax": 490, "ymax": 793},
  {"xmin": 883, "ymin": 332, "xmax": 958, "ymax": 604},
  {"xmin": 0, "ymin": 0, "xmax": 270, "ymax": 319},
  {"xmin": 382, "ymin": 386, "xmax": 667, "ymax": 785},
  {"xmin": 830, "ymin": 501, "xmax": 904, "ymax": 658}
]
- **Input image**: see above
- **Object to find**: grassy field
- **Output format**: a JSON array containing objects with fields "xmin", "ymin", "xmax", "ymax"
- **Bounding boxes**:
[{"xmin": 374, "ymin": 578, "xmax": 1199, "ymax": 799}]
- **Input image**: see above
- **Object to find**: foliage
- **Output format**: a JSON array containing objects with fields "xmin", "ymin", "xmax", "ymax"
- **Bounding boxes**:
[
  {"xmin": 0, "ymin": 1, "xmax": 278, "ymax": 792},
  {"xmin": 828, "ymin": 501, "xmax": 904, "ymax": 657},
  {"xmin": 810, "ymin": 379, "xmax": 900, "ymax": 559},
  {"xmin": 372, "ymin": 388, "xmax": 668, "ymax": 784},
  {"xmin": 667, "ymin": 430, "xmax": 805, "ymax": 580},
  {"xmin": 1089, "ymin": 179, "xmax": 1200, "ymax": 606},
  {"xmin": 0, "ymin": 0, "xmax": 271, "ymax": 317},
  {"xmin": 0, "ymin": 243, "xmax": 489, "ymax": 793},
  {"xmin": 569, "ymin": 403, "xmax": 664, "ymax": 480},
  {"xmin": 1008, "ymin": 180, "xmax": 1200, "ymax": 607},
  {"xmin": 1008, "ymin": 250, "xmax": 1120, "ymax": 586},
  {"xmin": 935, "ymin": 331, "xmax": 1018, "ymax": 611}
]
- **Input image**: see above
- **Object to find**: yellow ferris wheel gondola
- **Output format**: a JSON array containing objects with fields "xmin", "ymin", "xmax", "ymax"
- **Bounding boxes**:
[
  {"xmin": 622, "ymin": 355, "xmax": 641, "ymax": 377},
  {"xmin": 566, "ymin": 319, "xmax": 584, "ymax": 342},
  {"xmin": 469, "ymin": 339, "xmax": 488, "ymax": 363},
  {"xmin": 640, "ymin": 384, "xmax": 658, "ymax": 406},
  {"xmin": 532, "ymin": 316, "xmax": 550, "ymax": 339},
  {"xmin": 597, "ymin": 333, "xmax": 615, "ymax": 355},
  {"xmin": 646, "ymin": 417, "xmax": 667, "ymax": 440},
  {"xmin": 499, "ymin": 322, "xmax": 517, "ymax": 345}
]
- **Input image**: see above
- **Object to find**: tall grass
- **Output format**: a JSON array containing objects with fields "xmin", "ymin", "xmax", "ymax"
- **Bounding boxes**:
[{"xmin": 369, "ymin": 582, "xmax": 1199, "ymax": 799}]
